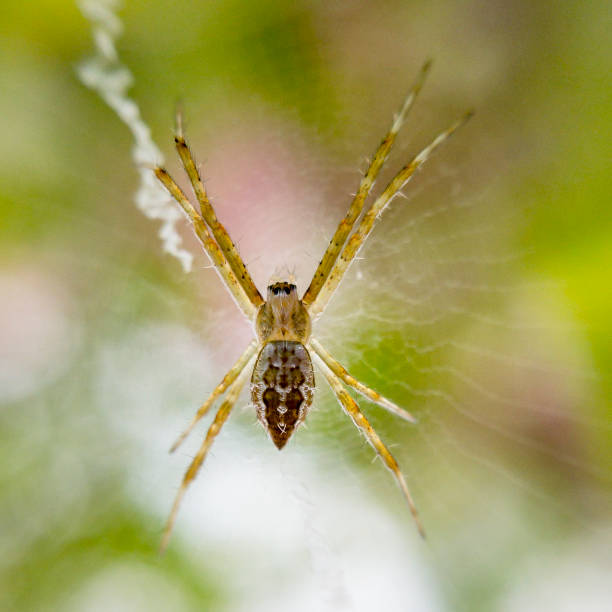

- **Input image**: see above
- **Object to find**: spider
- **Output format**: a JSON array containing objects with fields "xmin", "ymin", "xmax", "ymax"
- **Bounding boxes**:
[{"xmin": 154, "ymin": 61, "xmax": 471, "ymax": 552}]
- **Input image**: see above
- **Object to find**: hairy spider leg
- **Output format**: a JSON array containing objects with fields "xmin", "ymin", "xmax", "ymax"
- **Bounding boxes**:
[
  {"xmin": 154, "ymin": 167, "xmax": 258, "ymax": 320},
  {"xmin": 302, "ymin": 60, "xmax": 432, "ymax": 309},
  {"xmin": 309, "ymin": 337, "xmax": 416, "ymax": 423},
  {"xmin": 173, "ymin": 115, "xmax": 264, "ymax": 309},
  {"xmin": 160, "ymin": 357, "xmax": 253, "ymax": 554},
  {"xmin": 170, "ymin": 340, "xmax": 258, "ymax": 453},
  {"xmin": 314, "ymin": 354, "xmax": 425, "ymax": 538},
  {"xmin": 309, "ymin": 110, "xmax": 473, "ymax": 318}
]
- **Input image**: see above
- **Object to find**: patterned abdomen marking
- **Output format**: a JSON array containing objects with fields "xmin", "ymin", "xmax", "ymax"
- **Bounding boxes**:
[{"xmin": 251, "ymin": 341, "xmax": 314, "ymax": 449}]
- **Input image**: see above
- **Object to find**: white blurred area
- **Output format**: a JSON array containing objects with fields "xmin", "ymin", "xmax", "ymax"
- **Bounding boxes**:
[
  {"xmin": 6, "ymin": 302, "xmax": 607, "ymax": 611},
  {"xmin": 501, "ymin": 536, "xmax": 612, "ymax": 612},
  {"xmin": 0, "ymin": 266, "xmax": 81, "ymax": 403}
]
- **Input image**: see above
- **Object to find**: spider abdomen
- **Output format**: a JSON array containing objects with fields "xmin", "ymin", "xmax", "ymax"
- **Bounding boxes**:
[{"xmin": 251, "ymin": 340, "xmax": 314, "ymax": 449}]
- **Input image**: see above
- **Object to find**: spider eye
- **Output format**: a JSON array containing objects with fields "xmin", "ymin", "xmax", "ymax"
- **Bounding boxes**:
[{"xmin": 268, "ymin": 283, "xmax": 296, "ymax": 297}]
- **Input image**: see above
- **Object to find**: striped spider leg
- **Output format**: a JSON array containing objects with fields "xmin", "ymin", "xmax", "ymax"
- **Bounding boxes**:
[
  {"xmin": 153, "ymin": 166, "xmax": 258, "ymax": 320},
  {"xmin": 159, "ymin": 356, "xmax": 254, "ymax": 554},
  {"xmin": 313, "ymin": 353, "xmax": 425, "ymax": 537},
  {"xmin": 301, "ymin": 63, "xmax": 471, "ymax": 533},
  {"xmin": 308, "ymin": 338, "xmax": 416, "ymax": 424},
  {"xmin": 305, "ymin": 103, "xmax": 473, "ymax": 318},
  {"xmin": 154, "ymin": 61, "xmax": 471, "ymax": 551},
  {"xmin": 168, "ymin": 340, "xmax": 258, "ymax": 454},
  {"xmin": 301, "ymin": 59, "xmax": 433, "ymax": 309}
]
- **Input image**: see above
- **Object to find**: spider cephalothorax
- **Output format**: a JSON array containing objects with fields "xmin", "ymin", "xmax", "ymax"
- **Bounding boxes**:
[
  {"xmin": 256, "ymin": 282, "xmax": 311, "ymax": 344},
  {"xmin": 154, "ymin": 61, "xmax": 471, "ymax": 551}
]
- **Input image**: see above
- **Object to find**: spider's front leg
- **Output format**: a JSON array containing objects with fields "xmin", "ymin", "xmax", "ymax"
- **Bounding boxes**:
[
  {"xmin": 308, "ymin": 108, "xmax": 472, "ymax": 318},
  {"xmin": 302, "ymin": 60, "xmax": 432, "ymax": 309},
  {"xmin": 171, "ymin": 117, "xmax": 264, "ymax": 309},
  {"xmin": 154, "ymin": 167, "xmax": 258, "ymax": 320}
]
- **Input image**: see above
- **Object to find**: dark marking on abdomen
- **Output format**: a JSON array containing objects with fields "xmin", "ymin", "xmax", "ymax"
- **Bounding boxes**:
[{"xmin": 251, "ymin": 341, "xmax": 314, "ymax": 449}]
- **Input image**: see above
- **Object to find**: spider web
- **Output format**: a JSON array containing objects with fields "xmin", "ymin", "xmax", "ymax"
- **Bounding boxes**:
[{"xmin": 48, "ymin": 1, "xmax": 612, "ymax": 611}]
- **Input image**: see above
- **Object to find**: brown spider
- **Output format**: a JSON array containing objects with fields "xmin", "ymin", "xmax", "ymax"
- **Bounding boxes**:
[{"xmin": 154, "ymin": 61, "xmax": 471, "ymax": 552}]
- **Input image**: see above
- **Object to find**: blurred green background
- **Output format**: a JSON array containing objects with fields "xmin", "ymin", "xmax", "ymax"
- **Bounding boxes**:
[{"xmin": 1, "ymin": 1, "xmax": 611, "ymax": 611}]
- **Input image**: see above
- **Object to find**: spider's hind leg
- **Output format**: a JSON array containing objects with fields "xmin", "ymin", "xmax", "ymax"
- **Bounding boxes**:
[
  {"xmin": 314, "ymin": 353, "xmax": 425, "ymax": 538},
  {"xmin": 160, "ymin": 355, "xmax": 254, "ymax": 553},
  {"xmin": 169, "ymin": 340, "xmax": 258, "ymax": 453},
  {"xmin": 309, "ymin": 338, "xmax": 416, "ymax": 423}
]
